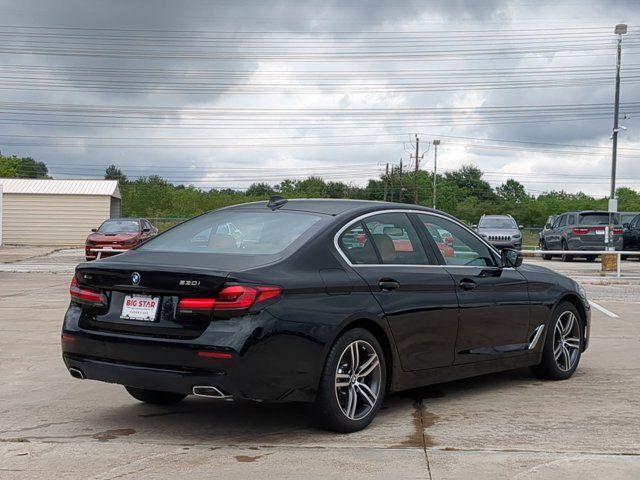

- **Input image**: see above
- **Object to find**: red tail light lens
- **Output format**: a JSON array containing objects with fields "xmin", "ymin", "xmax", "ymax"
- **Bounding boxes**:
[
  {"xmin": 613, "ymin": 228, "xmax": 624, "ymax": 235},
  {"xmin": 572, "ymin": 227, "xmax": 590, "ymax": 235},
  {"xmin": 70, "ymin": 276, "xmax": 107, "ymax": 306},
  {"xmin": 178, "ymin": 285, "xmax": 281, "ymax": 314}
]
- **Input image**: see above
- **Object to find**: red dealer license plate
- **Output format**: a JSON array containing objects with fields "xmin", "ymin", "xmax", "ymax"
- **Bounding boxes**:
[{"xmin": 121, "ymin": 295, "xmax": 160, "ymax": 321}]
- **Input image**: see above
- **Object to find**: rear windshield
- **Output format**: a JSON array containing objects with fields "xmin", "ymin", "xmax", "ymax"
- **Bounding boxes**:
[
  {"xmin": 578, "ymin": 213, "xmax": 620, "ymax": 225},
  {"xmin": 139, "ymin": 209, "xmax": 323, "ymax": 255},
  {"xmin": 99, "ymin": 220, "xmax": 140, "ymax": 233},
  {"xmin": 478, "ymin": 217, "xmax": 517, "ymax": 229}
]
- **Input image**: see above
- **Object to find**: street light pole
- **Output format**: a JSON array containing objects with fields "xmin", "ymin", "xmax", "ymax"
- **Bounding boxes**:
[
  {"xmin": 610, "ymin": 23, "xmax": 627, "ymax": 203},
  {"xmin": 432, "ymin": 139, "xmax": 440, "ymax": 209},
  {"xmin": 607, "ymin": 24, "xmax": 627, "ymax": 254}
]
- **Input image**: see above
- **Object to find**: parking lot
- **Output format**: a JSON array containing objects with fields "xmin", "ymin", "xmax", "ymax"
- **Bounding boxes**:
[{"xmin": 1, "ymin": 250, "xmax": 639, "ymax": 479}]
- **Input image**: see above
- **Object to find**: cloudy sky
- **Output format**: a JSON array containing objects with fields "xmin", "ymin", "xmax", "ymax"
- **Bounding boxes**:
[{"xmin": 0, "ymin": 0, "xmax": 639, "ymax": 196}]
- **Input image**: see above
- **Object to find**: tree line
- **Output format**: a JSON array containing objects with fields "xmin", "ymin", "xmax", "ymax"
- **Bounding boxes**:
[
  {"xmin": 2, "ymin": 154, "xmax": 638, "ymax": 227},
  {"xmin": 104, "ymin": 164, "xmax": 640, "ymax": 227}
]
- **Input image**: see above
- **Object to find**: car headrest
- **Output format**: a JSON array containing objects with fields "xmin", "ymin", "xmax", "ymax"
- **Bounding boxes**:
[
  {"xmin": 372, "ymin": 234, "xmax": 397, "ymax": 263},
  {"xmin": 208, "ymin": 234, "xmax": 236, "ymax": 250},
  {"xmin": 383, "ymin": 226, "xmax": 403, "ymax": 236}
]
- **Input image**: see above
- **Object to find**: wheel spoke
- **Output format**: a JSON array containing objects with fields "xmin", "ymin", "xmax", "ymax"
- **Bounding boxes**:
[
  {"xmin": 335, "ymin": 373, "xmax": 351, "ymax": 388},
  {"xmin": 350, "ymin": 342, "xmax": 359, "ymax": 373},
  {"xmin": 563, "ymin": 313, "xmax": 575, "ymax": 337},
  {"xmin": 356, "ymin": 383, "xmax": 377, "ymax": 407},
  {"xmin": 357, "ymin": 355, "xmax": 379, "ymax": 378},
  {"xmin": 554, "ymin": 343, "xmax": 563, "ymax": 361},
  {"xmin": 561, "ymin": 345, "xmax": 571, "ymax": 370},
  {"xmin": 346, "ymin": 387, "xmax": 358, "ymax": 419},
  {"xmin": 565, "ymin": 337, "xmax": 581, "ymax": 350}
]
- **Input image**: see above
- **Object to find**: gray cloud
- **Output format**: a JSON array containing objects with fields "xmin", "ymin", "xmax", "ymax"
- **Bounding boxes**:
[{"xmin": 0, "ymin": 0, "xmax": 638, "ymax": 195}]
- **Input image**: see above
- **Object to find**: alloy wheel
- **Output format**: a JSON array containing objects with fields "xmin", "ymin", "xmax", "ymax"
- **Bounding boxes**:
[
  {"xmin": 334, "ymin": 340, "xmax": 382, "ymax": 421},
  {"xmin": 553, "ymin": 311, "xmax": 581, "ymax": 371}
]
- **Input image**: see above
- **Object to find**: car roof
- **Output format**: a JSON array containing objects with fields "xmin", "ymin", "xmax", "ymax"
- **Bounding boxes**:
[
  {"xmin": 226, "ymin": 198, "xmax": 442, "ymax": 216},
  {"xmin": 104, "ymin": 217, "xmax": 142, "ymax": 222},
  {"xmin": 481, "ymin": 214, "xmax": 513, "ymax": 218}
]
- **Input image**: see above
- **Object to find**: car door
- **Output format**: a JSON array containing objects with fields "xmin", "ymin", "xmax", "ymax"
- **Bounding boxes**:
[
  {"xmin": 547, "ymin": 214, "xmax": 565, "ymax": 250},
  {"xmin": 414, "ymin": 213, "xmax": 531, "ymax": 365},
  {"xmin": 337, "ymin": 211, "xmax": 459, "ymax": 371}
]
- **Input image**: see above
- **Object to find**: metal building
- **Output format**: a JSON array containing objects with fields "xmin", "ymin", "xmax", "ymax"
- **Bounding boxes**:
[{"xmin": 0, "ymin": 179, "xmax": 121, "ymax": 246}]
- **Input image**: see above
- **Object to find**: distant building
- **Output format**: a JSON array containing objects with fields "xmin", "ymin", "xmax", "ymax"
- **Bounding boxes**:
[{"xmin": 0, "ymin": 179, "xmax": 121, "ymax": 246}]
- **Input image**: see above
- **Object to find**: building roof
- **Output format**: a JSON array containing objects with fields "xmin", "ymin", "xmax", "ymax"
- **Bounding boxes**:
[{"xmin": 0, "ymin": 179, "xmax": 121, "ymax": 198}]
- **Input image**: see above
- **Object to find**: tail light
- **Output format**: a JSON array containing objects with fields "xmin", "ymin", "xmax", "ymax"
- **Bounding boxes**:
[
  {"xmin": 70, "ymin": 276, "xmax": 107, "ymax": 307},
  {"xmin": 572, "ymin": 227, "xmax": 590, "ymax": 235},
  {"xmin": 178, "ymin": 285, "xmax": 281, "ymax": 315},
  {"xmin": 613, "ymin": 228, "xmax": 624, "ymax": 235}
]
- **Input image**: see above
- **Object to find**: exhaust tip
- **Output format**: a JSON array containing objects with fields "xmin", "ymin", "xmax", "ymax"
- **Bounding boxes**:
[
  {"xmin": 192, "ymin": 385, "xmax": 232, "ymax": 399},
  {"xmin": 68, "ymin": 367, "xmax": 86, "ymax": 379}
]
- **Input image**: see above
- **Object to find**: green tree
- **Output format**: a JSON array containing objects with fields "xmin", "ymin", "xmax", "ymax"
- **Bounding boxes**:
[
  {"xmin": 496, "ymin": 179, "xmax": 528, "ymax": 204},
  {"xmin": 104, "ymin": 164, "xmax": 128, "ymax": 184},
  {"xmin": 246, "ymin": 182, "xmax": 274, "ymax": 197}
]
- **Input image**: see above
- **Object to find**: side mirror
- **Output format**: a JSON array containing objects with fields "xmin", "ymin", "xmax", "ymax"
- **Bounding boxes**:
[
  {"xmin": 501, "ymin": 248, "xmax": 523, "ymax": 268},
  {"xmin": 623, "ymin": 223, "xmax": 630, "ymax": 229},
  {"xmin": 518, "ymin": 225, "xmax": 524, "ymax": 229},
  {"xmin": 91, "ymin": 228, "xmax": 98, "ymax": 232},
  {"xmin": 472, "ymin": 224, "xmax": 478, "ymax": 229}
]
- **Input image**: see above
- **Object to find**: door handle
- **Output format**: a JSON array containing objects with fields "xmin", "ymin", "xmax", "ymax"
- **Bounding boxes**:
[
  {"xmin": 459, "ymin": 279, "xmax": 476, "ymax": 291},
  {"xmin": 378, "ymin": 279, "xmax": 400, "ymax": 291}
]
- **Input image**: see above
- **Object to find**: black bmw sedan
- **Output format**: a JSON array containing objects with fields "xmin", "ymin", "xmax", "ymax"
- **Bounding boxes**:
[{"xmin": 62, "ymin": 198, "xmax": 590, "ymax": 432}]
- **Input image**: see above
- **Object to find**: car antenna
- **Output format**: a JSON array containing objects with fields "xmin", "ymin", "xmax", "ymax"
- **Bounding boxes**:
[{"xmin": 267, "ymin": 195, "xmax": 288, "ymax": 211}]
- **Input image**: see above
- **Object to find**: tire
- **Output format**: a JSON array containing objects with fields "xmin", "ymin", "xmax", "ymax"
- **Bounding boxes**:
[
  {"xmin": 586, "ymin": 255, "xmax": 597, "ymax": 262},
  {"xmin": 125, "ymin": 386, "xmax": 187, "ymax": 405},
  {"xmin": 530, "ymin": 301, "xmax": 583, "ymax": 380},
  {"xmin": 561, "ymin": 241, "xmax": 573, "ymax": 262},
  {"xmin": 541, "ymin": 240, "xmax": 552, "ymax": 261},
  {"xmin": 314, "ymin": 328, "xmax": 386, "ymax": 433}
]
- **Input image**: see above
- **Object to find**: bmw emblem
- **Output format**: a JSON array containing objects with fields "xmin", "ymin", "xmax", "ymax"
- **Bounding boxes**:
[{"xmin": 131, "ymin": 272, "xmax": 141, "ymax": 285}]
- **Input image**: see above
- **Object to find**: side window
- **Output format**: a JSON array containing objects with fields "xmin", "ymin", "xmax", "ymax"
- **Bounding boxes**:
[
  {"xmin": 567, "ymin": 214, "xmax": 576, "ymax": 226},
  {"xmin": 363, "ymin": 213, "xmax": 429, "ymax": 265},
  {"xmin": 417, "ymin": 214, "xmax": 496, "ymax": 267},
  {"xmin": 338, "ymin": 222, "xmax": 379, "ymax": 265},
  {"xmin": 556, "ymin": 215, "xmax": 566, "ymax": 228}
]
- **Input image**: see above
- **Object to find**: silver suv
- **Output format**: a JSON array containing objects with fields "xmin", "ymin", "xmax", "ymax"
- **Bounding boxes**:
[{"xmin": 475, "ymin": 214, "xmax": 522, "ymax": 250}]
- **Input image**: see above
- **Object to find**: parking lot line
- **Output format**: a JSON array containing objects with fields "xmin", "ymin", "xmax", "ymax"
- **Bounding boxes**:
[{"xmin": 588, "ymin": 301, "xmax": 620, "ymax": 318}]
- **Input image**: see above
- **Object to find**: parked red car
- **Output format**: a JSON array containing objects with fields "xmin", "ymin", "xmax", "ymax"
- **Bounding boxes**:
[{"xmin": 85, "ymin": 218, "xmax": 158, "ymax": 261}]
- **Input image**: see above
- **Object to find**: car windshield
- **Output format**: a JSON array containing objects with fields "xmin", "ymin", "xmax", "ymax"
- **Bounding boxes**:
[
  {"xmin": 621, "ymin": 213, "xmax": 638, "ymax": 224},
  {"xmin": 139, "ymin": 209, "xmax": 323, "ymax": 255},
  {"xmin": 478, "ymin": 217, "xmax": 517, "ymax": 229},
  {"xmin": 578, "ymin": 213, "xmax": 620, "ymax": 225},
  {"xmin": 98, "ymin": 220, "xmax": 140, "ymax": 233}
]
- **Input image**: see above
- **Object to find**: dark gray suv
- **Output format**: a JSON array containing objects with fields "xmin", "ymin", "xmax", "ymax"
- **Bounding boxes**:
[
  {"xmin": 539, "ymin": 211, "xmax": 623, "ymax": 262},
  {"xmin": 475, "ymin": 214, "xmax": 523, "ymax": 250}
]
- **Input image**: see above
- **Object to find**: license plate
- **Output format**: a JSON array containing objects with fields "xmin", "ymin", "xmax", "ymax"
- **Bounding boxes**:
[
  {"xmin": 121, "ymin": 295, "xmax": 160, "ymax": 321},
  {"xmin": 595, "ymin": 230, "xmax": 605, "ymax": 235},
  {"xmin": 103, "ymin": 246, "xmax": 113, "ymax": 250}
]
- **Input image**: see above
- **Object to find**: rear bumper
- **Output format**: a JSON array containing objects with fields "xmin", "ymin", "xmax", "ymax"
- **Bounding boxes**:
[
  {"xmin": 567, "ymin": 237, "xmax": 623, "ymax": 251},
  {"xmin": 61, "ymin": 307, "xmax": 331, "ymax": 403},
  {"xmin": 63, "ymin": 354, "xmax": 243, "ymax": 398}
]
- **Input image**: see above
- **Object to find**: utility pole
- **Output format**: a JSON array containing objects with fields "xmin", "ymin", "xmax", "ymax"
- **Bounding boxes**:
[
  {"xmin": 610, "ymin": 23, "xmax": 627, "ymax": 205},
  {"xmin": 383, "ymin": 163, "xmax": 389, "ymax": 201},
  {"xmin": 432, "ymin": 139, "xmax": 440, "ymax": 209},
  {"xmin": 413, "ymin": 135, "xmax": 420, "ymax": 204},
  {"xmin": 608, "ymin": 24, "xmax": 627, "ymax": 252}
]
